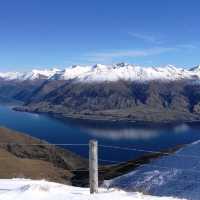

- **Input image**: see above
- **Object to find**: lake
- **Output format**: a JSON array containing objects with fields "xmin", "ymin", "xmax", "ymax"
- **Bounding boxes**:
[{"xmin": 1, "ymin": 105, "xmax": 200, "ymax": 163}]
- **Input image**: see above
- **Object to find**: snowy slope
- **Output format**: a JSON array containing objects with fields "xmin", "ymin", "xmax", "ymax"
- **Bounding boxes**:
[
  {"xmin": 0, "ymin": 179, "xmax": 183, "ymax": 200},
  {"xmin": 0, "ymin": 72, "xmax": 24, "ymax": 81},
  {"xmin": 50, "ymin": 63, "xmax": 200, "ymax": 82},
  {"xmin": 1, "ymin": 63, "xmax": 200, "ymax": 82},
  {"xmin": 0, "ymin": 68, "xmax": 60, "ymax": 81},
  {"xmin": 105, "ymin": 140, "xmax": 200, "ymax": 200},
  {"xmin": 51, "ymin": 65, "xmax": 92, "ymax": 81},
  {"xmin": 20, "ymin": 68, "xmax": 60, "ymax": 81}
]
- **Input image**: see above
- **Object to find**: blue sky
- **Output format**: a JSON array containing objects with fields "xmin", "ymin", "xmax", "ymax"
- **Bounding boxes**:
[{"xmin": 0, "ymin": 0, "xmax": 200, "ymax": 71}]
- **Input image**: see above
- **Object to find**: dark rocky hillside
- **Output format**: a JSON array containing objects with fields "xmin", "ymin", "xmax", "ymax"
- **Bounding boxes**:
[
  {"xmin": 1, "ymin": 78, "xmax": 200, "ymax": 123},
  {"xmin": 0, "ymin": 80, "xmax": 45, "ymax": 102},
  {"xmin": 14, "ymin": 79, "xmax": 200, "ymax": 123}
]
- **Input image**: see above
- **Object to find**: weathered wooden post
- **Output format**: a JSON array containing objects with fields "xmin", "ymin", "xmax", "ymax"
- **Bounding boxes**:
[{"xmin": 89, "ymin": 140, "xmax": 98, "ymax": 194}]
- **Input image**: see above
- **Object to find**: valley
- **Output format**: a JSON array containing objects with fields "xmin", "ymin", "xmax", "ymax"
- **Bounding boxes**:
[
  {"xmin": 1, "ymin": 64, "xmax": 200, "ymax": 199},
  {"xmin": 2, "ymin": 64, "xmax": 200, "ymax": 123}
]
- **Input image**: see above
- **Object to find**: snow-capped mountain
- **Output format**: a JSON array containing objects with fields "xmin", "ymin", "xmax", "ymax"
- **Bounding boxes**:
[
  {"xmin": 0, "ymin": 72, "xmax": 24, "ymax": 81},
  {"xmin": 1, "ymin": 63, "xmax": 200, "ymax": 82},
  {"xmin": 20, "ymin": 68, "xmax": 60, "ymax": 81},
  {"xmin": 50, "ymin": 63, "xmax": 200, "ymax": 82},
  {"xmin": 189, "ymin": 65, "xmax": 200, "ymax": 72},
  {"xmin": 0, "ymin": 68, "xmax": 60, "ymax": 81},
  {"xmin": 51, "ymin": 65, "xmax": 92, "ymax": 81}
]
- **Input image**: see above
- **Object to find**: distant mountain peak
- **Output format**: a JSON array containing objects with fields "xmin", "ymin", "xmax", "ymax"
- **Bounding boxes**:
[
  {"xmin": 189, "ymin": 65, "xmax": 200, "ymax": 71},
  {"xmin": 92, "ymin": 64, "xmax": 107, "ymax": 69},
  {"xmin": 164, "ymin": 64, "xmax": 177, "ymax": 69},
  {"xmin": 1, "ymin": 63, "xmax": 200, "ymax": 82},
  {"xmin": 115, "ymin": 62, "xmax": 129, "ymax": 67}
]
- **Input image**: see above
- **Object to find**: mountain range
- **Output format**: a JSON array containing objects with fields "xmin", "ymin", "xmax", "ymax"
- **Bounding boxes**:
[
  {"xmin": 2, "ymin": 63, "xmax": 200, "ymax": 123},
  {"xmin": 1, "ymin": 63, "xmax": 200, "ymax": 82}
]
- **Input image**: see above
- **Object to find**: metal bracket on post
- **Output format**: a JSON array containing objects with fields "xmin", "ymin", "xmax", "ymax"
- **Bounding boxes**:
[{"xmin": 89, "ymin": 140, "xmax": 98, "ymax": 194}]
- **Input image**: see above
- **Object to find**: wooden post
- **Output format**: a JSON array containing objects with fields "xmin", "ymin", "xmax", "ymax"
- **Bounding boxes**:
[{"xmin": 89, "ymin": 140, "xmax": 98, "ymax": 194}]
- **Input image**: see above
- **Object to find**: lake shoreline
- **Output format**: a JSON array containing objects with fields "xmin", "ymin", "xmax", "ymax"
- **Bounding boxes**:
[
  {"xmin": 0, "ymin": 103, "xmax": 199, "ymax": 171},
  {"xmin": 0, "ymin": 125, "xmax": 185, "ymax": 187},
  {"xmin": 13, "ymin": 106, "xmax": 200, "ymax": 127}
]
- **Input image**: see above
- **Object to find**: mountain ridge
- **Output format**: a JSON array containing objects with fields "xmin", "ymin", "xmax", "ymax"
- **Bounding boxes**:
[
  {"xmin": 14, "ymin": 79, "xmax": 200, "ymax": 123},
  {"xmin": 2, "ymin": 63, "xmax": 200, "ymax": 82},
  {"xmin": 2, "ymin": 63, "xmax": 200, "ymax": 123}
]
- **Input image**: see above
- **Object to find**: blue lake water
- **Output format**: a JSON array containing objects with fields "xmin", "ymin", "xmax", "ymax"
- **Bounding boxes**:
[{"xmin": 1, "ymin": 105, "xmax": 200, "ymax": 163}]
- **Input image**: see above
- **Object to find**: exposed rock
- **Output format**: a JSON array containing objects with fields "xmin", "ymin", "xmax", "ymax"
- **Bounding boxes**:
[{"xmin": 14, "ymin": 79, "xmax": 200, "ymax": 123}]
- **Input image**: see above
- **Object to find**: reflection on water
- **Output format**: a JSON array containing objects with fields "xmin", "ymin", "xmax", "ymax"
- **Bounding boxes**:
[
  {"xmin": 83, "ymin": 128, "xmax": 159, "ymax": 140},
  {"xmin": 173, "ymin": 124, "xmax": 190, "ymax": 133}
]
